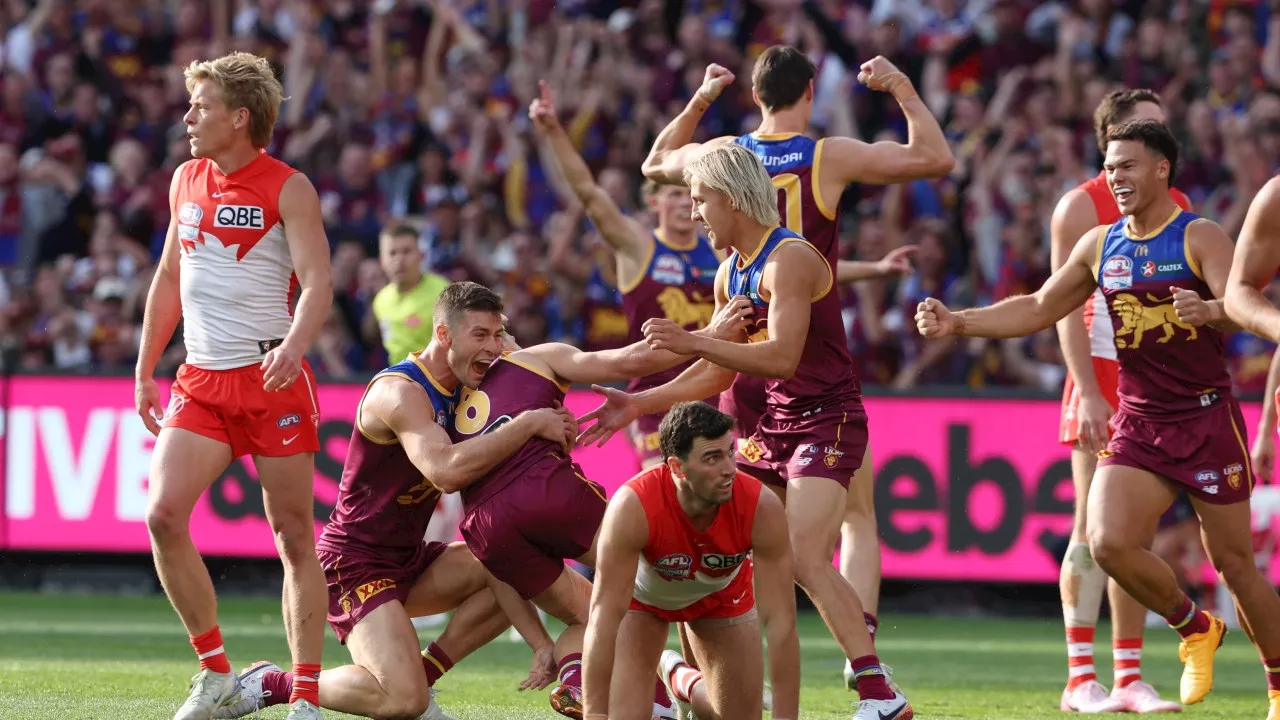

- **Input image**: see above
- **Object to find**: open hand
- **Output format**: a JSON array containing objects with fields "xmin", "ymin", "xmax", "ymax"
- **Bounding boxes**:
[
  {"xmin": 576, "ymin": 384, "xmax": 641, "ymax": 447},
  {"xmin": 875, "ymin": 245, "xmax": 917, "ymax": 277},
  {"xmin": 529, "ymin": 400, "xmax": 578, "ymax": 454}
]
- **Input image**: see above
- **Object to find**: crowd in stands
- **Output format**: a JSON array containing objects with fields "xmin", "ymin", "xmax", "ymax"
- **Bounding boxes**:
[{"xmin": 2, "ymin": 0, "xmax": 1279, "ymax": 396}]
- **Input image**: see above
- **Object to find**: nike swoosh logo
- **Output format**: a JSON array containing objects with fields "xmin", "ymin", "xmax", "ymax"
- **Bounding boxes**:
[
  {"xmin": 212, "ymin": 192, "xmax": 227, "ymax": 198},
  {"xmin": 283, "ymin": 435, "xmax": 299, "ymax": 445}
]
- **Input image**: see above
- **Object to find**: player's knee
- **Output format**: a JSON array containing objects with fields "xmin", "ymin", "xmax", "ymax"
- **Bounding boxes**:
[
  {"xmin": 145, "ymin": 501, "xmax": 190, "ymax": 544},
  {"xmin": 373, "ymin": 680, "xmax": 430, "ymax": 720},
  {"xmin": 1209, "ymin": 544, "xmax": 1258, "ymax": 591},
  {"xmin": 269, "ymin": 515, "xmax": 316, "ymax": 565},
  {"xmin": 1086, "ymin": 527, "xmax": 1132, "ymax": 574},
  {"xmin": 789, "ymin": 543, "xmax": 831, "ymax": 587}
]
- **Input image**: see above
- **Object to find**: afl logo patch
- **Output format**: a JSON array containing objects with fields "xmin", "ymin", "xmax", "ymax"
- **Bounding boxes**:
[
  {"xmin": 1102, "ymin": 255, "xmax": 1133, "ymax": 290},
  {"xmin": 277, "ymin": 413, "xmax": 301, "ymax": 428},
  {"xmin": 214, "ymin": 205, "xmax": 265, "ymax": 229},
  {"xmin": 178, "ymin": 202, "xmax": 203, "ymax": 225},
  {"xmin": 655, "ymin": 553, "xmax": 693, "ymax": 580}
]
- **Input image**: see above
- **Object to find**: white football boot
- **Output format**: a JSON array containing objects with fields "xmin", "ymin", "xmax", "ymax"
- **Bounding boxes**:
[
  {"xmin": 851, "ymin": 691, "xmax": 913, "ymax": 720},
  {"xmin": 174, "ymin": 669, "xmax": 239, "ymax": 720},
  {"xmin": 212, "ymin": 662, "xmax": 277, "ymax": 718}
]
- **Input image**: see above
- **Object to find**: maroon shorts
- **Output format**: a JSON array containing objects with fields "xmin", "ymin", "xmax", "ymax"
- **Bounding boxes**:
[
  {"xmin": 317, "ymin": 540, "xmax": 448, "ymax": 644},
  {"xmin": 736, "ymin": 398, "xmax": 868, "ymax": 489},
  {"xmin": 461, "ymin": 456, "xmax": 608, "ymax": 600},
  {"xmin": 1098, "ymin": 398, "xmax": 1254, "ymax": 505}
]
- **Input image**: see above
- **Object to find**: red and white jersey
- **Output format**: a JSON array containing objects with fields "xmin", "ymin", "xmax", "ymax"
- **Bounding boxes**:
[
  {"xmin": 173, "ymin": 153, "xmax": 299, "ymax": 370},
  {"xmin": 624, "ymin": 465, "xmax": 761, "ymax": 611},
  {"xmin": 1077, "ymin": 172, "xmax": 1192, "ymax": 362}
]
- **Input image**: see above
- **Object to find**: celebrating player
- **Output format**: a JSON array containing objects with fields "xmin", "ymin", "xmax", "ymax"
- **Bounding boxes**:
[
  {"xmin": 530, "ymin": 80, "xmax": 722, "ymax": 469},
  {"xmin": 135, "ymin": 53, "xmax": 333, "ymax": 720},
  {"xmin": 641, "ymin": 46, "xmax": 951, "ymax": 687},
  {"xmin": 426, "ymin": 283, "xmax": 747, "ymax": 718},
  {"xmin": 918, "ymin": 119, "xmax": 1280, "ymax": 714},
  {"xmin": 581, "ymin": 143, "xmax": 911, "ymax": 719},
  {"xmin": 213, "ymin": 283, "xmax": 575, "ymax": 720},
  {"xmin": 581, "ymin": 401, "xmax": 800, "ymax": 720},
  {"xmin": 1050, "ymin": 89, "xmax": 1186, "ymax": 713}
]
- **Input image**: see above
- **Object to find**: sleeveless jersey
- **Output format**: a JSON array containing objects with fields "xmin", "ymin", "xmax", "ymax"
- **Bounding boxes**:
[
  {"xmin": 726, "ymin": 226, "xmax": 859, "ymax": 418},
  {"xmin": 582, "ymin": 266, "xmax": 629, "ymax": 351},
  {"xmin": 1078, "ymin": 171, "xmax": 1192, "ymax": 361},
  {"xmin": 448, "ymin": 354, "xmax": 569, "ymax": 507},
  {"xmin": 317, "ymin": 354, "xmax": 459, "ymax": 555},
  {"xmin": 172, "ymin": 153, "xmax": 301, "ymax": 370},
  {"xmin": 1093, "ymin": 209, "xmax": 1231, "ymax": 419},
  {"xmin": 728, "ymin": 133, "xmax": 842, "ymax": 431},
  {"xmin": 621, "ymin": 230, "xmax": 721, "ymax": 393},
  {"xmin": 627, "ymin": 465, "xmax": 761, "ymax": 611}
]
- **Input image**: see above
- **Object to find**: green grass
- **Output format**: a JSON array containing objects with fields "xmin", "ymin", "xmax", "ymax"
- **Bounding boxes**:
[{"xmin": 0, "ymin": 591, "xmax": 1270, "ymax": 719}]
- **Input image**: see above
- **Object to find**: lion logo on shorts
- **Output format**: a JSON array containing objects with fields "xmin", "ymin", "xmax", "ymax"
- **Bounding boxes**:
[
  {"xmin": 340, "ymin": 596, "xmax": 353, "ymax": 614},
  {"xmin": 1111, "ymin": 293, "xmax": 1198, "ymax": 349}
]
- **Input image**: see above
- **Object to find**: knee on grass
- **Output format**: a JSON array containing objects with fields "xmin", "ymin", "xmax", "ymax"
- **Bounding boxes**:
[{"xmin": 375, "ymin": 685, "xmax": 430, "ymax": 720}]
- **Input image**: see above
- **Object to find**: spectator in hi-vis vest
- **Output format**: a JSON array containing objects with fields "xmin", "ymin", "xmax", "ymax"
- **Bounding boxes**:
[{"xmin": 373, "ymin": 224, "xmax": 449, "ymax": 362}]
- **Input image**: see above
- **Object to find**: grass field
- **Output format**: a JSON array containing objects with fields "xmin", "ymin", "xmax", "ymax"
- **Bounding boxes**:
[{"xmin": 0, "ymin": 591, "xmax": 1271, "ymax": 719}]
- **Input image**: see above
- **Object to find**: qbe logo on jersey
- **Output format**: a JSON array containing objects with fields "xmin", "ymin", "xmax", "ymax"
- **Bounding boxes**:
[
  {"xmin": 214, "ymin": 205, "xmax": 265, "ymax": 230},
  {"xmin": 1102, "ymin": 255, "xmax": 1133, "ymax": 290}
]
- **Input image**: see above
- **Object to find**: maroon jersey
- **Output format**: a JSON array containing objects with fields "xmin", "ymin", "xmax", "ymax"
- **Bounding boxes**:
[
  {"xmin": 728, "ymin": 133, "xmax": 843, "ymax": 430},
  {"xmin": 622, "ymin": 230, "xmax": 722, "ymax": 392},
  {"xmin": 448, "ymin": 353, "xmax": 575, "ymax": 507},
  {"xmin": 725, "ymin": 226, "xmax": 860, "ymax": 417},
  {"xmin": 317, "ymin": 355, "xmax": 458, "ymax": 556},
  {"xmin": 1093, "ymin": 209, "xmax": 1232, "ymax": 418},
  {"xmin": 582, "ymin": 266, "xmax": 629, "ymax": 351}
]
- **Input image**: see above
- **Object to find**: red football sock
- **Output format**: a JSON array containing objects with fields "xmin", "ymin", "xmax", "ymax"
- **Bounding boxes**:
[
  {"xmin": 190, "ymin": 626, "xmax": 232, "ymax": 674},
  {"xmin": 290, "ymin": 663, "xmax": 320, "ymax": 706},
  {"xmin": 850, "ymin": 654, "xmax": 895, "ymax": 701},
  {"xmin": 422, "ymin": 643, "xmax": 454, "ymax": 687},
  {"xmin": 666, "ymin": 662, "xmax": 703, "ymax": 703},
  {"xmin": 261, "ymin": 669, "xmax": 292, "ymax": 707},
  {"xmin": 1162, "ymin": 596, "xmax": 1210, "ymax": 638},
  {"xmin": 1113, "ymin": 637, "xmax": 1142, "ymax": 689},
  {"xmin": 1065, "ymin": 626, "xmax": 1096, "ymax": 690},
  {"xmin": 1265, "ymin": 657, "xmax": 1280, "ymax": 693},
  {"xmin": 557, "ymin": 653, "xmax": 583, "ymax": 689}
]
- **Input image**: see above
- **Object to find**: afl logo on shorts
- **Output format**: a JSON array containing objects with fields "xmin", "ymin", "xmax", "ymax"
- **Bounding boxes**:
[
  {"xmin": 178, "ymin": 202, "xmax": 203, "ymax": 225},
  {"xmin": 1102, "ymin": 255, "xmax": 1133, "ymax": 290},
  {"xmin": 277, "ymin": 413, "xmax": 301, "ymax": 428},
  {"xmin": 655, "ymin": 553, "xmax": 693, "ymax": 580},
  {"xmin": 214, "ymin": 205, "xmax": 265, "ymax": 229},
  {"xmin": 1195, "ymin": 470, "xmax": 1220, "ymax": 485}
]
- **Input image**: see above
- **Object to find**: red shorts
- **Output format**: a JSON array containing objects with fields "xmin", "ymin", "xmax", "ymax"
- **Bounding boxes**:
[
  {"xmin": 628, "ymin": 559, "xmax": 756, "ymax": 623},
  {"xmin": 1059, "ymin": 356, "xmax": 1120, "ymax": 446},
  {"xmin": 318, "ymin": 541, "xmax": 448, "ymax": 644},
  {"xmin": 460, "ymin": 456, "xmax": 608, "ymax": 600},
  {"xmin": 165, "ymin": 361, "xmax": 321, "ymax": 458},
  {"xmin": 1098, "ymin": 397, "xmax": 1254, "ymax": 505},
  {"xmin": 736, "ymin": 398, "xmax": 867, "ymax": 489}
]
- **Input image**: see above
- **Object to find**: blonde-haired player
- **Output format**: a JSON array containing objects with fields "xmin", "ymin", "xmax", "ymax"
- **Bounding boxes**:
[{"xmin": 136, "ymin": 52, "xmax": 333, "ymax": 720}]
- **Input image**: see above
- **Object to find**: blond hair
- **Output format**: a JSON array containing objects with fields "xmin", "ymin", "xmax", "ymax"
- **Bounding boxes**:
[
  {"xmin": 184, "ymin": 52, "xmax": 285, "ymax": 149},
  {"xmin": 682, "ymin": 144, "xmax": 780, "ymax": 227}
]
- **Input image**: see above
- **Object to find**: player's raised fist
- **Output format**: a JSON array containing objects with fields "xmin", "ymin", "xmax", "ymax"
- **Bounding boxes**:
[
  {"xmin": 528, "ymin": 80, "xmax": 560, "ymax": 134},
  {"xmin": 1170, "ymin": 286, "xmax": 1214, "ymax": 326},
  {"xmin": 697, "ymin": 63, "xmax": 735, "ymax": 103},
  {"xmin": 858, "ymin": 55, "xmax": 910, "ymax": 94},
  {"xmin": 915, "ymin": 297, "xmax": 957, "ymax": 338}
]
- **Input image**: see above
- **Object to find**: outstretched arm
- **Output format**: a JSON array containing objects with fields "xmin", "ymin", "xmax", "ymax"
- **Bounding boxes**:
[
  {"xmin": 1226, "ymin": 177, "xmax": 1280, "ymax": 341},
  {"xmin": 949, "ymin": 229, "xmax": 1101, "ymax": 339},
  {"xmin": 642, "ymin": 64, "xmax": 736, "ymax": 185},
  {"xmin": 582, "ymin": 488, "xmax": 648, "ymax": 719},
  {"xmin": 834, "ymin": 245, "xmax": 916, "ymax": 284},
  {"xmin": 753, "ymin": 489, "xmax": 800, "ymax": 720},
  {"xmin": 372, "ymin": 380, "xmax": 573, "ymax": 493}
]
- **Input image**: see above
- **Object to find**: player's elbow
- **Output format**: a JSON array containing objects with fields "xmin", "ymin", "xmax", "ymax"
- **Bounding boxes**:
[
  {"xmin": 929, "ymin": 150, "xmax": 957, "ymax": 178},
  {"xmin": 1223, "ymin": 283, "xmax": 1251, "ymax": 326},
  {"xmin": 771, "ymin": 350, "xmax": 802, "ymax": 380},
  {"xmin": 641, "ymin": 154, "xmax": 675, "ymax": 184}
]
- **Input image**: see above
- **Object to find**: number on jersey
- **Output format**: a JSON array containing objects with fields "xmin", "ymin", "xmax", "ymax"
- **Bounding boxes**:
[
  {"xmin": 455, "ymin": 388, "xmax": 512, "ymax": 436},
  {"xmin": 773, "ymin": 173, "xmax": 802, "ymax": 235}
]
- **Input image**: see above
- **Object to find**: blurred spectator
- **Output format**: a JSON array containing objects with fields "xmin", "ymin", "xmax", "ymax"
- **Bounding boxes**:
[
  {"xmin": 372, "ymin": 223, "xmax": 447, "ymax": 363},
  {"xmin": 0, "ymin": 0, "xmax": 1273, "ymax": 395}
]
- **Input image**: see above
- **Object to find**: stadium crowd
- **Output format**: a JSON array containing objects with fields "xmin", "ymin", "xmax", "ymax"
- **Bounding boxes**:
[{"xmin": 1, "ymin": 0, "xmax": 1279, "ymax": 395}]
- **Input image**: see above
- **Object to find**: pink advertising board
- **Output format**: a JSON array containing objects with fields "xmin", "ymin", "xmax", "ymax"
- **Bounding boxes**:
[{"xmin": 2, "ymin": 375, "xmax": 1273, "ymax": 583}]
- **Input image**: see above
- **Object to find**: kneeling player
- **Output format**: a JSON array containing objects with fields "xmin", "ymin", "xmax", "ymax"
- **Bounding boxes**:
[{"xmin": 582, "ymin": 402, "xmax": 801, "ymax": 720}]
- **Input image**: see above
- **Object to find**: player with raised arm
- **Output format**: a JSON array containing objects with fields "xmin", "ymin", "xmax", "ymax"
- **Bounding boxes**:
[
  {"xmin": 1050, "ymin": 89, "xmax": 1186, "ymax": 714},
  {"xmin": 213, "ymin": 283, "xmax": 573, "ymax": 720},
  {"xmin": 581, "ymin": 401, "xmax": 800, "ymax": 720},
  {"xmin": 919, "ymin": 119, "xmax": 1280, "ymax": 715},
  {"xmin": 427, "ymin": 283, "xmax": 748, "ymax": 718},
  {"xmin": 642, "ymin": 46, "xmax": 950, "ymax": 687},
  {"xmin": 1222, "ymin": 175, "xmax": 1280, "ymax": 720},
  {"xmin": 135, "ymin": 52, "xmax": 333, "ymax": 720},
  {"xmin": 530, "ymin": 80, "xmax": 722, "ymax": 469},
  {"xmin": 581, "ymin": 144, "xmax": 911, "ymax": 720}
]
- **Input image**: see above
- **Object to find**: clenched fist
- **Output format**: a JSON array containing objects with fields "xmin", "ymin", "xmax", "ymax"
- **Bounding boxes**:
[
  {"xmin": 857, "ymin": 55, "xmax": 912, "ymax": 97},
  {"xmin": 915, "ymin": 297, "xmax": 958, "ymax": 338},
  {"xmin": 1170, "ymin": 286, "xmax": 1215, "ymax": 327},
  {"xmin": 697, "ymin": 64, "xmax": 735, "ymax": 104}
]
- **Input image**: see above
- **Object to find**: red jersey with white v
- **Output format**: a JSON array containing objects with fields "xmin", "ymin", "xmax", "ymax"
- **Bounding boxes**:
[{"xmin": 173, "ymin": 153, "xmax": 298, "ymax": 370}]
